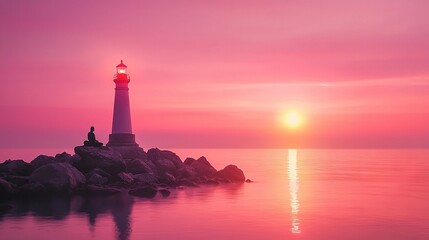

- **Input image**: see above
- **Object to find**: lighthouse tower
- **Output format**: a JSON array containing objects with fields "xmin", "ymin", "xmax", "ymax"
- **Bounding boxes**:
[{"xmin": 107, "ymin": 60, "xmax": 139, "ymax": 149}]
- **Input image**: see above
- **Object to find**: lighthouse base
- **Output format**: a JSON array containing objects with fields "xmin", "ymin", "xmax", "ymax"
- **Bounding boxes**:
[
  {"xmin": 107, "ymin": 133, "xmax": 145, "ymax": 159},
  {"xmin": 107, "ymin": 133, "xmax": 138, "ymax": 147}
]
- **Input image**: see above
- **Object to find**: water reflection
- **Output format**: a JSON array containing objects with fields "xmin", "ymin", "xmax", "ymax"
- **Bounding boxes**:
[
  {"xmin": 77, "ymin": 194, "xmax": 133, "ymax": 240},
  {"xmin": 288, "ymin": 149, "xmax": 301, "ymax": 234},
  {"xmin": 0, "ymin": 184, "xmax": 244, "ymax": 240},
  {"xmin": 1, "ymin": 194, "xmax": 133, "ymax": 240}
]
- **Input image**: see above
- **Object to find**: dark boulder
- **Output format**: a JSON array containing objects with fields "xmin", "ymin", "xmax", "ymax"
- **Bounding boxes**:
[
  {"xmin": 0, "ymin": 178, "xmax": 15, "ymax": 198},
  {"xmin": 176, "ymin": 165, "xmax": 196, "ymax": 179},
  {"xmin": 147, "ymin": 148, "xmax": 183, "ymax": 174},
  {"xmin": 84, "ymin": 185, "xmax": 122, "ymax": 195},
  {"xmin": 178, "ymin": 179, "xmax": 200, "ymax": 187},
  {"xmin": 85, "ymin": 172, "xmax": 108, "ymax": 185},
  {"xmin": 124, "ymin": 158, "xmax": 154, "ymax": 174},
  {"xmin": 214, "ymin": 165, "xmax": 245, "ymax": 182},
  {"xmin": 0, "ymin": 159, "xmax": 34, "ymax": 176},
  {"xmin": 87, "ymin": 168, "xmax": 113, "ymax": 180},
  {"xmin": 189, "ymin": 156, "xmax": 217, "ymax": 177},
  {"xmin": 16, "ymin": 183, "xmax": 47, "ymax": 197},
  {"xmin": 206, "ymin": 179, "xmax": 220, "ymax": 185},
  {"xmin": 158, "ymin": 172, "xmax": 176, "ymax": 185},
  {"xmin": 183, "ymin": 157, "xmax": 196, "ymax": 165},
  {"xmin": 74, "ymin": 146, "xmax": 125, "ymax": 174},
  {"xmin": 68, "ymin": 154, "xmax": 82, "ymax": 168},
  {"xmin": 30, "ymin": 163, "xmax": 85, "ymax": 192},
  {"xmin": 132, "ymin": 173, "xmax": 158, "ymax": 185},
  {"xmin": 31, "ymin": 155, "xmax": 57, "ymax": 169},
  {"xmin": 0, "ymin": 203, "xmax": 13, "ymax": 213},
  {"xmin": 117, "ymin": 172, "xmax": 134, "ymax": 184},
  {"xmin": 4, "ymin": 176, "xmax": 29, "ymax": 186},
  {"xmin": 113, "ymin": 147, "xmax": 148, "ymax": 159},
  {"xmin": 129, "ymin": 186, "xmax": 157, "ymax": 198},
  {"xmin": 159, "ymin": 189, "xmax": 171, "ymax": 198},
  {"xmin": 55, "ymin": 152, "xmax": 72, "ymax": 161}
]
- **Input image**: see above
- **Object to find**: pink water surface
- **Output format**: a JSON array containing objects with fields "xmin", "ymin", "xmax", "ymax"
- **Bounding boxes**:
[{"xmin": 1, "ymin": 148, "xmax": 429, "ymax": 239}]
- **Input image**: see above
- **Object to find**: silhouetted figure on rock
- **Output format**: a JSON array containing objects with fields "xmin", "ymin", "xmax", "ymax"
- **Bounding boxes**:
[{"xmin": 84, "ymin": 126, "xmax": 103, "ymax": 147}]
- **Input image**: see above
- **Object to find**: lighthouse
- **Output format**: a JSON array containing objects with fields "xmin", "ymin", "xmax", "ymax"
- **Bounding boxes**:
[{"xmin": 107, "ymin": 60, "xmax": 140, "ymax": 149}]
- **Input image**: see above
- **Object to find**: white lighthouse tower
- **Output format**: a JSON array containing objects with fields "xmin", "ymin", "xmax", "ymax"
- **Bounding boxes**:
[{"xmin": 107, "ymin": 60, "xmax": 139, "ymax": 149}]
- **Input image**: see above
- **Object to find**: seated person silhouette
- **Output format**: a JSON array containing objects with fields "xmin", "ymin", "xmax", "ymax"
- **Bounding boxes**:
[{"xmin": 84, "ymin": 126, "xmax": 103, "ymax": 147}]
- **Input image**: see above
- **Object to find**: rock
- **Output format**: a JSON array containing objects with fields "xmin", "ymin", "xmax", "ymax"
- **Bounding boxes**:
[
  {"xmin": 55, "ymin": 152, "xmax": 72, "ymax": 161},
  {"xmin": 84, "ymin": 185, "xmax": 122, "ymax": 195},
  {"xmin": 129, "ymin": 186, "xmax": 157, "ymax": 198},
  {"xmin": 153, "ymin": 158, "xmax": 176, "ymax": 174},
  {"xmin": 0, "ymin": 178, "xmax": 15, "ymax": 198},
  {"xmin": 4, "ymin": 176, "xmax": 30, "ymax": 186},
  {"xmin": 147, "ymin": 148, "xmax": 183, "ymax": 174},
  {"xmin": 16, "ymin": 183, "xmax": 47, "ymax": 197},
  {"xmin": 88, "ymin": 168, "xmax": 113, "ymax": 180},
  {"xmin": 159, "ymin": 189, "xmax": 171, "ymax": 198},
  {"xmin": 117, "ymin": 172, "xmax": 134, "ymax": 184},
  {"xmin": 30, "ymin": 163, "xmax": 85, "ymax": 192},
  {"xmin": 158, "ymin": 150, "xmax": 183, "ymax": 168},
  {"xmin": 74, "ymin": 146, "xmax": 125, "ymax": 174},
  {"xmin": 246, "ymin": 179, "xmax": 254, "ymax": 183},
  {"xmin": 0, "ymin": 203, "xmax": 13, "ymax": 213},
  {"xmin": 31, "ymin": 155, "xmax": 58, "ymax": 169},
  {"xmin": 178, "ymin": 179, "xmax": 200, "ymax": 187},
  {"xmin": 132, "ymin": 173, "xmax": 158, "ymax": 185},
  {"xmin": 124, "ymin": 158, "xmax": 154, "ymax": 174},
  {"xmin": 159, "ymin": 172, "xmax": 176, "ymax": 185},
  {"xmin": 176, "ymin": 165, "xmax": 196, "ymax": 179},
  {"xmin": 189, "ymin": 156, "xmax": 217, "ymax": 177},
  {"xmin": 0, "ymin": 159, "xmax": 34, "ymax": 176},
  {"xmin": 183, "ymin": 157, "xmax": 196, "ymax": 165},
  {"xmin": 206, "ymin": 179, "xmax": 220, "ymax": 185},
  {"xmin": 214, "ymin": 165, "xmax": 245, "ymax": 182},
  {"xmin": 196, "ymin": 175, "xmax": 209, "ymax": 183},
  {"xmin": 85, "ymin": 172, "xmax": 108, "ymax": 185},
  {"xmin": 113, "ymin": 147, "xmax": 148, "ymax": 159},
  {"xmin": 68, "ymin": 154, "xmax": 82, "ymax": 168}
]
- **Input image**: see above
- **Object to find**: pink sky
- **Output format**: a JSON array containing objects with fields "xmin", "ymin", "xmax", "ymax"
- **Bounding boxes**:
[{"xmin": 1, "ymin": 0, "xmax": 429, "ymax": 148}]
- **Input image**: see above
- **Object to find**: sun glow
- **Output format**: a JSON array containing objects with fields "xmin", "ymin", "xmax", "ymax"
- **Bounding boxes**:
[{"xmin": 283, "ymin": 111, "xmax": 303, "ymax": 129}]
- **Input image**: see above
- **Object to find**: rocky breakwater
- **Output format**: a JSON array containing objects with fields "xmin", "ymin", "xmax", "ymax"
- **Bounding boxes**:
[{"xmin": 0, "ymin": 146, "xmax": 247, "ymax": 201}]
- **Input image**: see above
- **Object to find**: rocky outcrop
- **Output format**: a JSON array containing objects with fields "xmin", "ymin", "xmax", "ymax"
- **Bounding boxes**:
[
  {"xmin": 0, "ymin": 160, "xmax": 34, "ymax": 176},
  {"xmin": 113, "ymin": 146, "xmax": 148, "ymax": 160},
  {"xmin": 117, "ymin": 172, "xmax": 134, "ymax": 184},
  {"xmin": 124, "ymin": 158, "xmax": 154, "ymax": 174},
  {"xmin": 129, "ymin": 186, "xmax": 157, "ymax": 198},
  {"xmin": 0, "ymin": 146, "xmax": 248, "ymax": 199},
  {"xmin": 30, "ymin": 163, "xmax": 85, "ymax": 192},
  {"xmin": 132, "ymin": 173, "xmax": 158, "ymax": 185},
  {"xmin": 83, "ymin": 185, "xmax": 122, "ymax": 195},
  {"xmin": 185, "ymin": 156, "xmax": 217, "ymax": 178},
  {"xmin": 0, "ymin": 178, "xmax": 15, "ymax": 198},
  {"xmin": 16, "ymin": 183, "xmax": 47, "ymax": 197},
  {"xmin": 3, "ymin": 176, "xmax": 29, "ymax": 186},
  {"xmin": 74, "ymin": 146, "xmax": 125, "ymax": 174},
  {"xmin": 214, "ymin": 165, "xmax": 245, "ymax": 182},
  {"xmin": 176, "ymin": 165, "xmax": 196, "ymax": 179},
  {"xmin": 159, "ymin": 189, "xmax": 171, "ymax": 198},
  {"xmin": 85, "ymin": 172, "xmax": 108, "ymax": 185},
  {"xmin": 31, "ymin": 155, "xmax": 58, "ymax": 169},
  {"xmin": 55, "ymin": 152, "xmax": 72, "ymax": 161},
  {"xmin": 147, "ymin": 148, "xmax": 183, "ymax": 174}
]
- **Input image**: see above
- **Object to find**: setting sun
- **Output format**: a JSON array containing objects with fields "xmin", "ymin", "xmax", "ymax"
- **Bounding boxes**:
[{"xmin": 283, "ymin": 111, "xmax": 303, "ymax": 129}]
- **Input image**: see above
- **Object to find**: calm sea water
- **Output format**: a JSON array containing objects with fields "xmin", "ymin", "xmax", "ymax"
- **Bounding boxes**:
[{"xmin": 1, "ymin": 148, "xmax": 429, "ymax": 240}]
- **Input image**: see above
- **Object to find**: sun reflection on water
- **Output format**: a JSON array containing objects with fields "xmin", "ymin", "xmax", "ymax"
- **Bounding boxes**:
[{"xmin": 288, "ymin": 149, "xmax": 301, "ymax": 234}]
